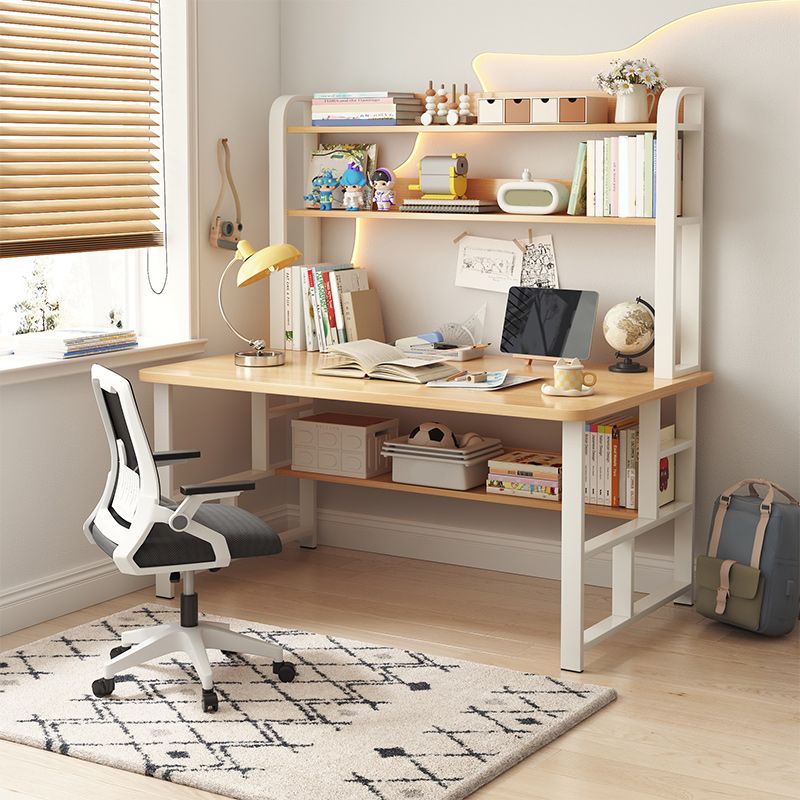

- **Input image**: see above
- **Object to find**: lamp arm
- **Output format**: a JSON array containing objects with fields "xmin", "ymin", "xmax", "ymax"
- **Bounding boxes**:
[{"xmin": 217, "ymin": 256, "xmax": 261, "ymax": 349}]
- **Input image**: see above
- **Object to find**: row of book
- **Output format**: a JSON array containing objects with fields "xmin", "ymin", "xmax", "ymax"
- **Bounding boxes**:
[
  {"xmin": 283, "ymin": 264, "xmax": 384, "ymax": 352},
  {"xmin": 567, "ymin": 134, "xmax": 682, "ymax": 218},
  {"xmin": 585, "ymin": 416, "xmax": 675, "ymax": 509},
  {"xmin": 484, "ymin": 417, "xmax": 676, "ymax": 510},
  {"xmin": 311, "ymin": 91, "xmax": 422, "ymax": 127},
  {"xmin": 486, "ymin": 450, "xmax": 563, "ymax": 501},
  {"xmin": 11, "ymin": 327, "xmax": 138, "ymax": 360}
]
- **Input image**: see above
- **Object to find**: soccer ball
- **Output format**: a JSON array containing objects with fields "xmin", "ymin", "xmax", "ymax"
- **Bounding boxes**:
[{"xmin": 408, "ymin": 422, "xmax": 458, "ymax": 449}]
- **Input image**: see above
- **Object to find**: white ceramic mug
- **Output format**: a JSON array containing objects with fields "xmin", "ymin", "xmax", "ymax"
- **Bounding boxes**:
[
  {"xmin": 614, "ymin": 84, "xmax": 656, "ymax": 124},
  {"xmin": 553, "ymin": 358, "xmax": 597, "ymax": 393}
]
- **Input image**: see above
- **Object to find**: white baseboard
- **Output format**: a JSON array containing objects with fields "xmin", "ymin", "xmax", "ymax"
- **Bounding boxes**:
[
  {"xmin": 262, "ymin": 504, "xmax": 673, "ymax": 592},
  {"xmin": 0, "ymin": 560, "xmax": 152, "ymax": 636}
]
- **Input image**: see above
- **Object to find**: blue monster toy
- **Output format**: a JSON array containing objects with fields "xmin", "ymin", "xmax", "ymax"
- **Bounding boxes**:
[
  {"xmin": 340, "ymin": 161, "xmax": 368, "ymax": 211},
  {"xmin": 312, "ymin": 169, "xmax": 339, "ymax": 211}
]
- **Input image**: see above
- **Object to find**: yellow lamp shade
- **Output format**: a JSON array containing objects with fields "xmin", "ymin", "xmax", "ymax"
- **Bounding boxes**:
[{"xmin": 235, "ymin": 240, "xmax": 301, "ymax": 287}]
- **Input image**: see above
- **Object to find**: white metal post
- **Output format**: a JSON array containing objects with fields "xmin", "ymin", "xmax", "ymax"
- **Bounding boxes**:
[
  {"xmin": 673, "ymin": 388, "xmax": 697, "ymax": 604},
  {"xmin": 560, "ymin": 420, "xmax": 586, "ymax": 672},
  {"xmin": 638, "ymin": 400, "xmax": 661, "ymax": 521},
  {"xmin": 611, "ymin": 541, "xmax": 635, "ymax": 618},
  {"xmin": 298, "ymin": 479, "xmax": 318, "ymax": 549},
  {"xmin": 153, "ymin": 383, "xmax": 175, "ymax": 599}
]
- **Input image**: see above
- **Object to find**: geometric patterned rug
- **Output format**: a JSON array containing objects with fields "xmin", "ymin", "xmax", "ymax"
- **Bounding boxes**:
[{"xmin": 0, "ymin": 605, "xmax": 616, "ymax": 800}]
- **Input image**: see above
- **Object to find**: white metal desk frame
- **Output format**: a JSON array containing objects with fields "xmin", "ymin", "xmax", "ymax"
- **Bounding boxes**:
[{"xmin": 152, "ymin": 382, "xmax": 697, "ymax": 674}]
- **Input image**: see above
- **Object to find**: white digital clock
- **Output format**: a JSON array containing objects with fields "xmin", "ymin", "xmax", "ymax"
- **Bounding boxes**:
[{"xmin": 497, "ymin": 169, "xmax": 569, "ymax": 215}]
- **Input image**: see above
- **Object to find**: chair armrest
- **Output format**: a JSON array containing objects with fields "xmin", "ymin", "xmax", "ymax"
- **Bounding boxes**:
[
  {"xmin": 153, "ymin": 449, "xmax": 201, "ymax": 465},
  {"xmin": 179, "ymin": 480, "xmax": 255, "ymax": 495},
  {"xmin": 167, "ymin": 481, "xmax": 255, "ymax": 532}
]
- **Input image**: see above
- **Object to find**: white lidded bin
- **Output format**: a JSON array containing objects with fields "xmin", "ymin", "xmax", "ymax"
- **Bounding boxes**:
[
  {"xmin": 292, "ymin": 412, "xmax": 398, "ymax": 478},
  {"xmin": 382, "ymin": 437, "xmax": 504, "ymax": 491}
]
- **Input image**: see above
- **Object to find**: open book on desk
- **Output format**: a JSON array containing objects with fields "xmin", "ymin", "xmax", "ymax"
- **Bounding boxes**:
[{"xmin": 313, "ymin": 339, "xmax": 460, "ymax": 384}]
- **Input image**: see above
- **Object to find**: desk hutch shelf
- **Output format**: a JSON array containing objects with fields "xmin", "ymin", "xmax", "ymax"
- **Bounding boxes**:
[{"xmin": 251, "ymin": 88, "xmax": 709, "ymax": 673}]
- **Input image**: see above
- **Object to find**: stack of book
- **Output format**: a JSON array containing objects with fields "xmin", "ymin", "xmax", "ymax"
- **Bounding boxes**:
[
  {"xmin": 311, "ymin": 92, "xmax": 423, "ymax": 127},
  {"xmin": 486, "ymin": 450, "xmax": 563, "ymax": 501},
  {"xmin": 284, "ymin": 263, "xmax": 382, "ymax": 352},
  {"xmin": 568, "ymin": 134, "xmax": 681, "ymax": 218},
  {"xmin": 11, "ymin": 328, "xmax": 138, "ymax": 359}
]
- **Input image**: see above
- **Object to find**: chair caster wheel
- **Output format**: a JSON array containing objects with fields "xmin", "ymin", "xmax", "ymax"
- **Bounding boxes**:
[
  {"xmin": 201, "ymin": 689, "xmax": 218, "ymax": 713},
  {"xmin": 110, "ymin": 645, "xmax": 131, "ymax": 660},
  {"xmin": 272, "ymin": 661, "xmax": 297, "ymax": 683},
  {"xmin": 92, "ymin": 677, "xmax": 115, "ymax": 697}
]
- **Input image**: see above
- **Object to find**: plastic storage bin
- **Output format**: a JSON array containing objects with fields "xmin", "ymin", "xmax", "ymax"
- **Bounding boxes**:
[{"xmin": 292, "ymin": 412, "xmax": 398, "ymax": 478}]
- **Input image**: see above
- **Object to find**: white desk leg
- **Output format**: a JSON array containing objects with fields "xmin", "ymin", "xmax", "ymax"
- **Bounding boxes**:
[
  {"xmin": 674, "ymin": 389, "xmax": 697, "ymax": 604},
  {"xmin": 561, "ymin": 420, "xmax": 585, "ymax": 672},
  {"xmin": 298, "ymin": 479, "xmax": 318, "ymax": 549},
  {"xmin": 153, "ymin": 383, "xmax": 176, "ymax": 600}
]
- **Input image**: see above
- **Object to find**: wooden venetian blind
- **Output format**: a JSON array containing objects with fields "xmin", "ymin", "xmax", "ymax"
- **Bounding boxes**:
[{"xmin": 0, "ymin": 0, "xmax": 163, "ymax": 258}]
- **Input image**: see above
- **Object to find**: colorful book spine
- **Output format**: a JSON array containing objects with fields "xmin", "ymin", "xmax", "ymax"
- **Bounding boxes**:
[
  {"xmin": 303, "ymin": 268, "xmax": 319, "ymax": 351},
  {"xmin": 567, "ymin": 141, "xmax": 587, "ymax": 216},
  {"xmin": 486, "ymin": 479, "xmax": 561, "ymax": 500},
  {"xmin": 312, "ymin": 118, "xmax": 418, "ymax": 127},
  {"xmin": 586, "ymin": 140, "xmax": 595, "ymax": 217},
  {"xmin": 635, "ymin": 134, "xmax": 645, "ymax": 218},
  {"xmin": 644, "ymin": 132, "xmax": 655, "ymax": 217},
  {"xmin": 283, "ymin": 268, "xmax": 293, "ymax": 347},
  {"xmin": 603, "ymin": 138, "xmax": 611, "ymax": 216},
  {"xmin": 322, "ymin": 271, "xmax": 338, "ymax": 346},
  {"xmin": 610, "ymin": 136, "xmax": 619, "ymax": 217},
  {"xmin": 313, "ymin": 92, "xmax": 415, "ymax": 99}
]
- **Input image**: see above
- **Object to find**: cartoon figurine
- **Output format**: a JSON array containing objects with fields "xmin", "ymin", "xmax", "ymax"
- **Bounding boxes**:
[
  {"xmin": 311, "ymin": 169, "xmax": 339, "ymax": 211},
  {"xmin": 340, "ymin": 162, "xmax": 368, "ymax": 211},
  {"xmin": 370, "ymin": 167, "xmax": 395, "ymax": 211}
]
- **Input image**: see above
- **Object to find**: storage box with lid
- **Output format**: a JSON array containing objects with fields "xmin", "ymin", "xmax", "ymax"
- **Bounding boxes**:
[{"xmin": 291, "ymin": 412, "xmax": 398, "ymax": 478}]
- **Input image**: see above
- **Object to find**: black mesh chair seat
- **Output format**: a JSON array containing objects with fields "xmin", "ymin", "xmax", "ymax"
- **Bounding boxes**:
[{"xmin": 91, "ymin": 499, "xmax": 281, "ymax": 568}]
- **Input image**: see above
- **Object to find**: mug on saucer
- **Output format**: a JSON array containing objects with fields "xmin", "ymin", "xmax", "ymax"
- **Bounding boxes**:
[{"xmin": 553, "ymin": 358, "xmax": 597, "ymax": 392}]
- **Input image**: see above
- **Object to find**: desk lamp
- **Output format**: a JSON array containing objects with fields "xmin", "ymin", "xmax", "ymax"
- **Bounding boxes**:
[{"xmin": 218, "ymin": 239, "xmax": 301, "ymax": 367}]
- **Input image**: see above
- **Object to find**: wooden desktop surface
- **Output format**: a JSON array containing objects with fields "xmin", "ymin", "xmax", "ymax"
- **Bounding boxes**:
[{"xmin": 139, "ymin": 353, "xmax": 712, "ymax": 422}]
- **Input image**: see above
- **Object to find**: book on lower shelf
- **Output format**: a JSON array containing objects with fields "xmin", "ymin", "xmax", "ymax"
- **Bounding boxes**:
[
  {"xmin": 10, "ymin": 328, "xmax": 138, "ymax": 359},
  {"xmin": 313, "ymin": 339, "xmax": 459, "ymax": 384},
  {"xmin": 486, "ymin": 450, "xmax": 563, "ymax": 501}
]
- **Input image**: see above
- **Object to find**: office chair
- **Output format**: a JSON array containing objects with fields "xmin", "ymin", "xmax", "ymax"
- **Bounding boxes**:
[{"xmin": 84, "ymin": 365, "xmax": 295, "ymax": 712}]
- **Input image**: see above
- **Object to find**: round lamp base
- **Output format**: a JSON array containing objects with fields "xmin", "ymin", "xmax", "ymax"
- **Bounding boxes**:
[{"xmin": 234, "ymin": 349, "xmax": 285, "ymax": 367}]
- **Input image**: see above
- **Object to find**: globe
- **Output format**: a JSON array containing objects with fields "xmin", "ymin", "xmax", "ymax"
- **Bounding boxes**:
[{"xmin": 602, "ymin": 300, "xmax": 655, "ymax": 373}]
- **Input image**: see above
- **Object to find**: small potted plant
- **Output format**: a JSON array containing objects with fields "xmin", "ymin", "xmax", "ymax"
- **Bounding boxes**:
[{"xmin": 595, "ymin": 58, "xmax": 666, "ymax": 123}]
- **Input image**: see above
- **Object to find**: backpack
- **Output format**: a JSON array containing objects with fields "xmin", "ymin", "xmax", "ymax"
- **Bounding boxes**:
[{"xmin": 696, "ymin": 479, "xmax": 800, "ymax": 636}]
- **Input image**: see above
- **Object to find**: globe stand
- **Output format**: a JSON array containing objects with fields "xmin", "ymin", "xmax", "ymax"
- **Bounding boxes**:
[{"xmin": 609, "ymin": 353, "xmax": 649, "ymax": 373}]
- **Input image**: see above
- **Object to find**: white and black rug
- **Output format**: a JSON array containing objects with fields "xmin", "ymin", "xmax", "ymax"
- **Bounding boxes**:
[{"xmin": 0, "ymin": 605, "xmax": 615, "ymax": 800}]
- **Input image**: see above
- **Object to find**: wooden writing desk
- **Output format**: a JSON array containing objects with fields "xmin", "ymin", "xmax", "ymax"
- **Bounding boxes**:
[{"xmin": 140, "ymin": 352, "xmax": 712, "ymax": 672}]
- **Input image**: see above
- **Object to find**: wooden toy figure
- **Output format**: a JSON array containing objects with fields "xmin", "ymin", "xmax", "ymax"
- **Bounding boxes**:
[
  {"xmin": 340, "ymin": 162, "xmax": 368, "ymax": 211},
  {"xmin": 312, "ymin": 169, "xmax": 338, "ymax": 211},
  {"xmin": 446, "ymin": 83, "xmax": 459, "ymax": 125},
  {"xmin": 436, "ymin": 83, "xmax": 449, "ymax": 123},
  {"xmin": 370, "ymin": 167, "xmax": 395, "ymax": 211},
  {"xmin": 420, "ymin": 80, "xmax": 437, "ymax": 126}
]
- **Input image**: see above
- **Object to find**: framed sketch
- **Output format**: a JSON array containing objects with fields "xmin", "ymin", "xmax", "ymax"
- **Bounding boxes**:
[
  {"xmin": 519, "ymin": 234, "xmax": 559, "ymax": 289},
  {"xmin": 454, "ymin": 235, "xmax": 523, "ymax": 293}
]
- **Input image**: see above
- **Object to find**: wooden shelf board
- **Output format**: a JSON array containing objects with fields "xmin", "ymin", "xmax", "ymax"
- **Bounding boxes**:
[
  {"xmin": 287, "ymin": 209, "xmax": 656, "ymax": 225},
  {"xmin": 275, "ymin": 466, "xmax": 638, "ymax": 520},
  {"xmin": 288, "ymin": 123, "xmax": 658, "ymax": 134}
]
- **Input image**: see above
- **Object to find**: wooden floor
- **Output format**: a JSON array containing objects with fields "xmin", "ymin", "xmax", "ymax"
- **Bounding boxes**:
[{"xmin": 1, "ymin": 545, "xmax": 798, "ymax": 800}]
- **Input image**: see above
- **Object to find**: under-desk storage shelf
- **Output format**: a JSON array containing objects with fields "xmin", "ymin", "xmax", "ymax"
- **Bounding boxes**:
[{"xmin": 275, "ymin": 466, "xmax": 638, "ymax": 520}]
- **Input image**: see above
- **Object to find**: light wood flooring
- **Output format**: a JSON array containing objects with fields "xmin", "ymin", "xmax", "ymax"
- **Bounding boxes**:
[{"xmin": 1, "ymin": 545, "xmax": 798, "ymax": 800}]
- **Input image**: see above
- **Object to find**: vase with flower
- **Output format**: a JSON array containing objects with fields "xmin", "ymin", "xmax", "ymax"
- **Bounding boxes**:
[{"xmin": 595, "ymin": 58, "xmax": 666, "ymax": 124}]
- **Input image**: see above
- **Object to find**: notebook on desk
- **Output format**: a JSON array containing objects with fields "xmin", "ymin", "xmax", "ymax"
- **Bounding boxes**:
[{"xmin": 313, "ymin": 339, "xmax": 460, "ymax": 384}]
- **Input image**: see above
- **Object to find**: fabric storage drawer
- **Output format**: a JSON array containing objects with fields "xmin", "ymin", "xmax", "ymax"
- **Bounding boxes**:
[{"xmin": 292, "ymin": 412, "xmax": 398, "ymax": 478}]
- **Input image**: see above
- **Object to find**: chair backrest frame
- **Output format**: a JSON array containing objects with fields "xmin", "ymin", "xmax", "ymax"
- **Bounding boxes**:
[{"xmin": 84, "ymin": 364, "xmax": 231, "ymax": 575}]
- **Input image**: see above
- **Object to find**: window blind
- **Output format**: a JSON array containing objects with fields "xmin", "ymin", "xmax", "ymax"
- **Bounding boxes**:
[{"xmin": 0, "ymin": 0, "xmax": 163, "ymax": 258}]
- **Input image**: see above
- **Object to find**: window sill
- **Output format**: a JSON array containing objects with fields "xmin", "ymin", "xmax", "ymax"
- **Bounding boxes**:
[{"xmin": 0, "ymin": 338, "xmax": 207, "ymax": 387}]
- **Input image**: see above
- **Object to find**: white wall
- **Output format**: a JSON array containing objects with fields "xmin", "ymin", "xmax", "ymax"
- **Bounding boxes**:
[
  {"xmin": 276, "ymin": 0, "xmax": 800, "ymax": 564},
  {"xmin": 0, "ymin": 0, "xmax": 283, "ymax": 634}
]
